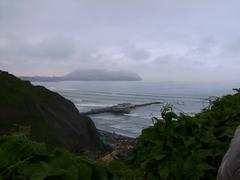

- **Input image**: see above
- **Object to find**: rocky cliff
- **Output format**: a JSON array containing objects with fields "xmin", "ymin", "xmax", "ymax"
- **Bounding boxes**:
[{"xmin": 0, "ymin": 71, "xmax": 103, "ymax": 153}]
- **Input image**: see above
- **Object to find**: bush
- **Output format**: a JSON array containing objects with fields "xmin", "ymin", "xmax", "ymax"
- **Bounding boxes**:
[
  {"xmin": 127, "ymin": 92, "xmax": 240, "ymax": 179},
  {"xmin": 0, "ymin": 133, "xmax": 109, "ymax": 180}
]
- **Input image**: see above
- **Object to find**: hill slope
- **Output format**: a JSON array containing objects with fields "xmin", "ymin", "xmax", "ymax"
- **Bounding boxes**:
[{"xmin": 0, "ymin": 71, "xmax": 103, "ymax": 153}]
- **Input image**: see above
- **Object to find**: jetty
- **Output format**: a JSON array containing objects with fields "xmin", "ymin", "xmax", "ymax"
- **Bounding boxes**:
[{"xmin": 81, "ymin": 102, "xmax": 162, "ymax": 115}]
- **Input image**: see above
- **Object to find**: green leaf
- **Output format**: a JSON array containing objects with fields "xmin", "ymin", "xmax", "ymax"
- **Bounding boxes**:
[{"xmin": 158, "ymin": 166, "xmax": 169, "ymax": 180}]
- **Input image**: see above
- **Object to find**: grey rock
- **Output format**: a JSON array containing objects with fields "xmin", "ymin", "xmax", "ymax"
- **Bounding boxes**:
[{"xmin": 217, "ymin": 127, "xmax": 240, "ymax": 180}]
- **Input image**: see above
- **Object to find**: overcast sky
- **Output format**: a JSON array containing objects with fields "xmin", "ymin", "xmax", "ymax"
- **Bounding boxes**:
[{"xmin": 0, "ymin": 0, "xmax": 240, "ymax": 82}]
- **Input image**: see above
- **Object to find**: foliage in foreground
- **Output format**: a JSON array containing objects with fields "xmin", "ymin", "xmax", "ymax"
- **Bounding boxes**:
[
  {"xmin": 0, "ymin": 132, "xmax": 108, "ymax": 180},
  {"xmin": 1, "ymin": 91, "xmax": 240, "ymax": 180},
  {"xmin": 0, "ymin": 132, "xmax": 140, "ymax": 180},
  {"xmin": 127, "ymin": 91, "xmax": 240, "ymax": 179}
]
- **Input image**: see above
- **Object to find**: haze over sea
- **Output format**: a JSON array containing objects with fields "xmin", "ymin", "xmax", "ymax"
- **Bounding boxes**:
[{"xmin": 34, "ymin": 81, "xmax": 240, "ymax": 137}]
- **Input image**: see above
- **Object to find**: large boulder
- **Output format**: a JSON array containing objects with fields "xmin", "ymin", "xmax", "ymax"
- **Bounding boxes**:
[
  {"xmin": 0, "ymin": 71, "xmax": 103, "ymax": 153},
  {"xmin": 217, "ymin": 127, "xmax": 240, "ymax": 180}
]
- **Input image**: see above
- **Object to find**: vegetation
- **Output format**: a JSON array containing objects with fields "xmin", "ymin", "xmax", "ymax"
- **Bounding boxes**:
[
  {"xmin": 0, "ymin": 130, "xmax": 142, "ymax": 180},
  {"xmin": 1, "ymin": 91, "xmax": 240, "ymax": 179},
  {"xmin": 127, "ymin": 91, "xmax": 240, "ymax": 179},
  {"xmin": 0, "ymin": 132, "xmax": 109, "ymax": 180},
  {"xmin": 1, "ymin": 71, "xmax": 240, "ymax": 179}
]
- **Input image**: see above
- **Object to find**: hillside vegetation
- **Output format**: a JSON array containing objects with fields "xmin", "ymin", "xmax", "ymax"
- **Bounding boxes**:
[
  {"xmin": 126, "ymin": 90, "xmax": 240, "ymax": 179},
  {"xmin": 0, "ymin": 71, "xmax": 103, "ymax": 153},
  {"xmin": 0, "ymin": 132, "xmax": 108, "ymax": 180}
]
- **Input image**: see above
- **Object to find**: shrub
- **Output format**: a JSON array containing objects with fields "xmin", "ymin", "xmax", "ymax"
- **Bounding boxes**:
[{"xmin": 127, "ymin": 92, "xmax": 240, "ymax": 179}]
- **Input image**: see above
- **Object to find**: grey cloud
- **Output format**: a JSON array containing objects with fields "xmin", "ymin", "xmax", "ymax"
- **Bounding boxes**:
[
  {"xmin": 0, "ymin": 1, "xmax": 22, "ymax": 21},
  {"xmin": 0, "ymin": 0, "xmax": 240, "ymax": 81},
  {"xmin": 122, "ymin": 44, "xmax": 151, "ymax": 61},
  {"xmin": 153, "ymin": 54, "xmax": 205, "ymax": 68},
  {"xmin": 189, "ymin": 36, "xmax": 218, "ymax": 55},
  {"xmin": 213, "ymin": 37, "xmax": 240, "ymax": 65},
  {"xmin": 0, "ymin": 36, "xmax": 75, "ymax": 60},
  {"xmin": 221, "ymin": 37, "xmax": 240, "ymax": 55},
  {"xmin": 24, "ymin": 39, "xmax": 76, "ymax": 59},
  {"xmin": 153, "ymin": 55, "xmax": 173, "ymax": 65}
]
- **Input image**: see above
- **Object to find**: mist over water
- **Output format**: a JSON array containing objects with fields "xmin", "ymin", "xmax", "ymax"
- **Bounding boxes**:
[{"xmin": 34, "ymin": 81, "xmax": 239, "ymax": 137}]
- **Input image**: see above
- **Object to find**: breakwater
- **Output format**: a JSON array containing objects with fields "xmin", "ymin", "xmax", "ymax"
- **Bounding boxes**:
[{"xmin": 81, "ymin": 102, "xmax": 162, "ymax": 115}]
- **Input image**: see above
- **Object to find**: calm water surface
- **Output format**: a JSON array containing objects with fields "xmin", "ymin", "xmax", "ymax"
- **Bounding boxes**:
[{"xmin": 34, "ymin": 81, "xmax": 240, "ymax": 137}]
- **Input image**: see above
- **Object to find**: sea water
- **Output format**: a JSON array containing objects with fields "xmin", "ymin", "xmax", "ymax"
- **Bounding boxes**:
[{"xmin": 34, "ymin": 81, "xmax": 240, "ymax": 137}]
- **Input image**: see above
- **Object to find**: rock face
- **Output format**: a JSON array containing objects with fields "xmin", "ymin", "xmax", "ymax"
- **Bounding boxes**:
[
  {"xmin": 217, "ymin": 127, "xmax": 240, "ymax": 180},
  {"xmin": 0, "ymin": 71, "xmax": 103, "ymax": 153}
]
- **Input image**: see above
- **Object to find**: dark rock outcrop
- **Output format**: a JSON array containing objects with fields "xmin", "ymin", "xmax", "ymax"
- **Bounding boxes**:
[{"xmin": 0, "ymin": 71, "xmax": 103, "ymax": 153}]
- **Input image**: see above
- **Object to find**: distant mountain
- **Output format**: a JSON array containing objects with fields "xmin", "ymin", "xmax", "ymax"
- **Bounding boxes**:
[
  {"xmin": 20, "ymin": 69, "xmax": 142, "ymax": 82},
  {"xmin": 64, "ymin": 69, "xmax": 142, "ymax": 81}
]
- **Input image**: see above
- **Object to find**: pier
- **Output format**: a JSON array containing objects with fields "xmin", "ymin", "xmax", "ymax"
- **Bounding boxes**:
[{"xmin": 80, "ymin": 102, "xmax": 162, "ymax": 115}]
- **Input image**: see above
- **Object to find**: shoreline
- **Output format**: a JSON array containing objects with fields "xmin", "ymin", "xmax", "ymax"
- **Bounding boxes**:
[
  {"xmin": 98, "ymin": 129, "xmax": 136, "ymax": 147},
  {"xmin": 97, "ymin": 129, "xmax": 137, "ymax": 161}
]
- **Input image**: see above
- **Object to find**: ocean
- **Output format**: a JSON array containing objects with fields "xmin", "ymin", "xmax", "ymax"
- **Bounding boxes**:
[{"xmin": 34, "ymin": 81, "xmax": 240, "ymax": 138}]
